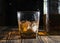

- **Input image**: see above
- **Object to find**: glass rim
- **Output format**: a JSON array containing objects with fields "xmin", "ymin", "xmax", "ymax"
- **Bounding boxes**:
[{"xmin": 17, "ymin": 11, "xmax": 40, "ymax": 12}]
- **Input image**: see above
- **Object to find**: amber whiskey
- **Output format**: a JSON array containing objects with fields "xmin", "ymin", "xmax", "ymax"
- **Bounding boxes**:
[{"xmin": 18, "ymin": 20, "xmax": 38, "ymax": 39}]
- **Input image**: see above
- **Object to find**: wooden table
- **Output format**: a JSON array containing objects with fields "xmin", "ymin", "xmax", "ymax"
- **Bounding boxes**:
[
  {"xmin": 0, "ymin": 36, "xmax": 60, "ymax": 43},
  {"xmin": 0, "ymin": 26, "xmax": 60, "ymax": 43}
]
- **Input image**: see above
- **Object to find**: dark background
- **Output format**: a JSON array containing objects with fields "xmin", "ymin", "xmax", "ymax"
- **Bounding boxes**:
[{"xmin": 0, "ymin": 0, "xmax": 43, "ymax": 27}]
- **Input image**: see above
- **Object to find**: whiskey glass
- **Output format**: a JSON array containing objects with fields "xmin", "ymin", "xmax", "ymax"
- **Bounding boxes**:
[{"xmin": 17, "ymin": 11, "xmax": 40, "ymax": 39}]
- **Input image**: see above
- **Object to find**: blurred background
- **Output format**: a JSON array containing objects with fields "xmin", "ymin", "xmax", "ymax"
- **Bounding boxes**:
[
  {"xmin": 0, "ymin": 0, "xmax": 43, "ymax": 26},
  {"xmin": 0, "ymin": 0, "xmax": 60, "ymax": 35}
]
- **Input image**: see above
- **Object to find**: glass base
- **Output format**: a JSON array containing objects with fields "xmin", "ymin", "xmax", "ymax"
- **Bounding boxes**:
[{"xmin": 21, "ymin": 33, "xmax": 36, "ymax": 39}]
